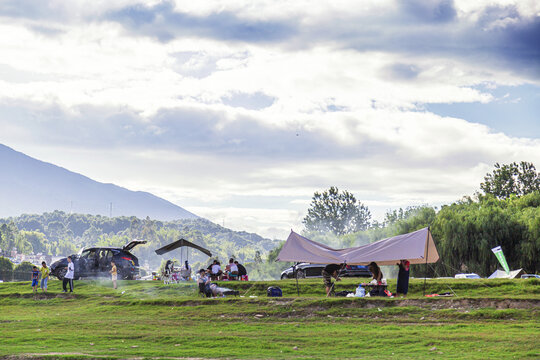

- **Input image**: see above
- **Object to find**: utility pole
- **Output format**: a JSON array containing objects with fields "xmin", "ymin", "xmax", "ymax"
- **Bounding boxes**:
[{"xmin": 109, "ymin": 202, "xmax": 113, "ymax": 217}]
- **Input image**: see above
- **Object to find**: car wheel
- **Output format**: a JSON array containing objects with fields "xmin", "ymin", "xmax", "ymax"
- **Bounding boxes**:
[
  {"xmin": 281, "ymin": 274, "xmax": 288, "ymax": 280},
  {"xmin": 296, "ymin": 270, "xmax": 306, "ymax": 279},
  {"xmin": 56, "ymin": 267, "xmax": 67, "ymax": 280}
]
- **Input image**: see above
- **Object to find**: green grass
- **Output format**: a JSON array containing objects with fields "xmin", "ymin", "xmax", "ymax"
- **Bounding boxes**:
[{"xmin": 0, "ymin": 279, "xmax": 538, "ymax": 359}]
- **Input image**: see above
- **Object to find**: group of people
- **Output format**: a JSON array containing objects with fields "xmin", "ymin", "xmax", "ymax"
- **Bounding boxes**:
[
  {"xmin": 163, "ymin": 260, "xmax": 192, "ymax": 283},
  {"xmin": 30, "ymin": 257, "xmax": 75, "ymax": 293},
  {"xmin": 30, "ymin": 256, "xmax": 119, "ymax": 294},
  {"xmin": 31, "ymin": 261, "xmax": 51, "ymax": 294},
  {"xmin": 322, "ymin": 260, "xmax": 410, "ymax": 297},
  {"xmin": 206, "ymin": 258, "xmax": 247, "ymax": 281}
]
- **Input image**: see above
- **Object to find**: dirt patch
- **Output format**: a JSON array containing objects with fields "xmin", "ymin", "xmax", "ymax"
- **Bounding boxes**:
[{"xmin": 395, "ymin": 298, "xmax": 540, "ymax": 310}]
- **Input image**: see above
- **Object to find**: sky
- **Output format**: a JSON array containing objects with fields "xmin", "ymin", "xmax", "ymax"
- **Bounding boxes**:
[{"xmin": 0, "ymin": 0, "xmax": 539, "ymax": 240}]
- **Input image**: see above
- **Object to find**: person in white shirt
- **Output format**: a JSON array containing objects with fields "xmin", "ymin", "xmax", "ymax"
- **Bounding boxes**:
[
  {"xmin": 228, "ymin": 258, "xmax": 239, "ymax": 280},
  {"xmin": 210, "ymin": 260, "xmax": 222, "ymax": 280},
  {"xmin": 63, "ymin": 256, "xmax": 75, "ymax": 292}
]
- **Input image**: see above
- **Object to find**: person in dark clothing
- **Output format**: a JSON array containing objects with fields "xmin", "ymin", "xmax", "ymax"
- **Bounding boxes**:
[
  {"xmin": 234, "ymin": 261, "xmax": 247, "ymax": 278},
  {"xmin": 396, "ymin": 260, "xmax": 410, "ymax": 297},
  {"xmin": 322, "ymin": 263, "xmax": 343, "ymax": 297}
]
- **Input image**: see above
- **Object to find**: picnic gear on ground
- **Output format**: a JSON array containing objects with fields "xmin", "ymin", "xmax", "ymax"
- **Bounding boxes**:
[
  {"xmin": 425, "ymin": 292, "xmax": 453, "ymax": 297},
  {"xmin": 267, "ymin": 286, "xmax": 282, "ymax": 297},
  {"xmin": 355, "ymin": 284, "xmax": 365, "ymax": 297}
]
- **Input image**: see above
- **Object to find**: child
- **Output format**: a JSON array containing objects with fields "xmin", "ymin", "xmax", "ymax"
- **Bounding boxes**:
[
  {"xmin": 110, "ymin": 260, "xmax": 117, "ymax": 289},
  {"xmin": 40, "ymin": 261, "xmax": 50, "ymax": 293},
  {"xmin": 31, "ymin": 266, "xmax": 40, "ymax": 294}
]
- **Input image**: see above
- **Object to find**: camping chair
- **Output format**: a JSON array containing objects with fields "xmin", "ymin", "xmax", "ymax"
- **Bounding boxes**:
[{"xmin": 229, "ymin": 272, "xmax": 239, "ymax": 281}]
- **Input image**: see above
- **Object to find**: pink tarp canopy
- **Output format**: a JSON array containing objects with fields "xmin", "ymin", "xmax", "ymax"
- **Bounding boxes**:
[{"xmin": 276, "ymin": 227, "xmax": 439, "ymax": 266}]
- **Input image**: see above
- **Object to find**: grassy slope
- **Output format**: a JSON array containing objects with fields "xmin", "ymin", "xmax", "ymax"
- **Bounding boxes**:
[{"xmin": 0, "ymin": 279, "xmax": 539, "ymax": 360}]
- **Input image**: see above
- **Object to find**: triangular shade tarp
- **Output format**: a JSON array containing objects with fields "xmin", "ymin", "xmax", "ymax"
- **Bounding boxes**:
[
  {"xmin": 277, "ymin": 227, "xmax": 439, "ymax": 266},
  {"xmin": 155, "ymin": 238, "xmax": 212, "ymax": 257}
]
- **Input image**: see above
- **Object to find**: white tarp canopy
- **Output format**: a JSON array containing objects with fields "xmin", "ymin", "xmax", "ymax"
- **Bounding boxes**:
[{"xmin": 276, "ymin": 227, "xmax": 439, "ymax": 266}]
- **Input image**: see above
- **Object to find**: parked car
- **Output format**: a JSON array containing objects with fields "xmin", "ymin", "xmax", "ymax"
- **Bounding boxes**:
[
  {"xmin": 454, "ymin": 273, "xmax": 481, "ymax": 279},
  {"xmin": 280, "ymin": 263, "xmax": 371, "ymax": 279},
  {"xmin": 50, "ymin": 240, "xmax": 146, "ymax": 280},
  {"xmin": 521, "ymin": 274, "xmax": 540, "ymax": 279}
]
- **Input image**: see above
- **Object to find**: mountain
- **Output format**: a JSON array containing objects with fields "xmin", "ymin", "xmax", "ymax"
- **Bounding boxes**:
[{"xmin": 0, "ymin": 144, "xmax": 197, "ymax": 220}]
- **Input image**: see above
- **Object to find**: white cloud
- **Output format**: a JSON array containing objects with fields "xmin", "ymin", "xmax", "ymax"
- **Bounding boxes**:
[{"xmin": 0, "ymin": 0, "xmax": 539, "ymax": 238}]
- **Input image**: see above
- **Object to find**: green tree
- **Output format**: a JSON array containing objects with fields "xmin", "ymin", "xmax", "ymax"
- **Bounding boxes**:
[
  {"xmin": 0, "ymin": 256, "xmax": 14, "ymax": 281},
  {"xmin": 13, "ymin": 261, "xmax": 35, "ymax": 281},
  {"xmin": 303, "ymin": 187, "xmax": 371, "ymax": 235},
  {"xmin": 480, "ymin": 162, "xmax": 540, "ymax": 199}
]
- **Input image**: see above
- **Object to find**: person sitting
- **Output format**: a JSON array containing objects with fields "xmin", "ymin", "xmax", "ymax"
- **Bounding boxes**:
[
  {"xmin": 235, "ymin": 261, "xmax": 248, "ymax": 280},
  {"xmin": 197, "ymin": 269, "xmax": 211, "ymax": 297},
  {"xmin": 227, "ymin": 258, "xmax": 239, "ymax": 280},
  {"xmin": 210, "ymin": 260, "xmax": 223, "ymax": 281},
  {"xmin": 368, "ymin": 262, "xmax": 385, "ymax": 296}
]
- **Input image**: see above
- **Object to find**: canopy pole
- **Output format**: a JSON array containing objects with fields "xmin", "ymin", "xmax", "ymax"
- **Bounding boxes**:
[
  {"xmin": 423, "ymin": 227, "xmax": 430, "ymax": 297},
  {"xmin": 294, "ymin": 263, "xmax": 300, "ymax": 296}
]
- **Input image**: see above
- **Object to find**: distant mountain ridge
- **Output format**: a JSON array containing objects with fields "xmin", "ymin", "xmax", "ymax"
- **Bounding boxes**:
[{"xmin": 0, "ymin": 144, "xmax": 197, "ymax": 220}]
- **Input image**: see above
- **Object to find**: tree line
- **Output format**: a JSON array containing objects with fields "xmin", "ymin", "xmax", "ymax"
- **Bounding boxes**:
[{"xmin": 0, "ymin": 212, "xmax": 276, "ymax": 273}]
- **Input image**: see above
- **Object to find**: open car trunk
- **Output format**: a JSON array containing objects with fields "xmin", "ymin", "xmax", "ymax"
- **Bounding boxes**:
[{"xmin": 123, "ymin": 239, "xmax": 147, "ymax": 252}]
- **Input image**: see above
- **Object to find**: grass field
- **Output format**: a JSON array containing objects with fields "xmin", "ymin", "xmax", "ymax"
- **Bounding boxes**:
[{"xmin": 0, "ymin": 278, "xmax": 539, "ymax": 359}]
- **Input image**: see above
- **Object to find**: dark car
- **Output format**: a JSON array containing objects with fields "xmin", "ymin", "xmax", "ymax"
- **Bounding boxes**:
[
  {"xmin": 280, "ymin": 263, "xmax": 371, "ymax": 279},
  {"xmin": 51, "ymin": 240, "xmax": 147, "ymax": 280}
]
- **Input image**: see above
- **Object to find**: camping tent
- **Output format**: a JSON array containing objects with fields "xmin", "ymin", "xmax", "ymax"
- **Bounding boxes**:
[
  {"xmin": 276, "ymin": 227, "xmax": 439, "ymax": 265},
  {"xmin": 488, "ymin": 268, "xmax": 524, "ymax": 279},
  {"xmin": 155, "ymin": 238, "xmax": 212, "ymax": 257}
]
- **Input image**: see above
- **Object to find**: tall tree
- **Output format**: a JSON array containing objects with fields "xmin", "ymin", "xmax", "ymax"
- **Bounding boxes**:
[
  {"xmin": 303, "ymin": 187, "xmax": 371, "ymax": 235},
  {"xmin": 481, "ymin": 162, "xmax": 540, "ymax": 199}
]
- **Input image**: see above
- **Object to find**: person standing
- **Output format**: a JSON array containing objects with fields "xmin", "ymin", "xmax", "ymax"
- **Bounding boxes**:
[
  {"xmin": 110, "ymin": 260, "xmax": 118, "ymax": 289},
  {"xmin": 40, "ymin": 261, "xmax": 50, "ymax": 293},
  {"xmin": 322, "ymin": 263, "xmax": 343, "ymax": 297},
  {"xmin": 182, "ymin": 260, "xmax": 191, "ymax": 281},
  {"xmin": 31, "ymin": 266, "xmax": 40, "ymax": 294},
  {"xmin": 396, "ymin": 259, "xmax": 410, "ymax": 297},
  {"xmin": 62, "ymin": 256, "xmax": 74, "ymax": 293}
]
